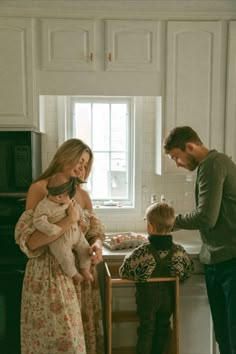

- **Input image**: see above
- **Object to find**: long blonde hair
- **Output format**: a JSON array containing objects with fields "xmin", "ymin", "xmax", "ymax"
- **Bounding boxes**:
[{"xmin": 36, "ymin": 139, "xmax": 93, "ymax": 182}]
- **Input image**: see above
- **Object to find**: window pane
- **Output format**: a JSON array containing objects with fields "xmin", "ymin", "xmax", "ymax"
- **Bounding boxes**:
[
  {"xmin": 93, "ymin": 104, "xmax": 110, "ymax": 151},
  {"xmin": 91, "ymin": 152, "xmax": 110, "ymax": 199},
  {"xmin": 74, "ymin": 103, "xmax": 91, "ymax": 145},
  {"xmin": 70, "ymin": 97, "xmax": 132, "ymax": 205},
  {"xmin": 111, "ymin": 152, "xmax": 127, "ymax": 171},
  {"xmin": 111, "ymin": 103, "xmax": 127, "ymax": 151},
  {"xmin": 110, "ymin": 152, "xmax": 128, "ymax": 199},
  {"xmin": 110, "ymin": 170, "xmax": 128, "ymax": 199}
]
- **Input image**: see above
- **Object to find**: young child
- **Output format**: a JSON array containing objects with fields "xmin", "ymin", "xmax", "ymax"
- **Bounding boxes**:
[
  {"xmin": 33, "ymin": 173, "xmax": 93, "ymax": 282},
  {"xmin": 119, "ymin": 202, "xmax": 193, "ymax": 354}
]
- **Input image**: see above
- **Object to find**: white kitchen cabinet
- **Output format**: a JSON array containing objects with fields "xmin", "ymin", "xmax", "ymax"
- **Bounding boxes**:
[
  {"xmin": 0, "ymin": 18, "xmax": 38, "ymax": 129},
  {"xmin": 179, "ymin": 275, "xmax": 214, "ymax": 354},
  {"xmin": 39, "ymin": 18, "xmax": 163, "ymax": 95},
  {"xmin": 225, "ymin": 21, "xmax": 236, "ymax": 163},
  {"xmin": 162, "ymin": 21, "xmax": 227, "ymax": 174},
  {"xmin": 111, "ymin": 285, "xmax": 138, "ymax": 353},
  {"xmin": 105, "ymin": 20, "xmax": 161, "ymax": 72},
  {"xmin": 40, "ymin": 19, "xmax": 161, "ymax": 73},
  {"xmin": 41, "ymin": 19, "xmax": 95, "ymax": 71}
]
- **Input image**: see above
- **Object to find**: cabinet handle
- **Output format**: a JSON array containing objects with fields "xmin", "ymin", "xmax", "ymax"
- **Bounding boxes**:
[
  {"xmin": 89, "ymin": 53, "xmax": 93, "ymax": 62},
  {"xmin": 108, "ymin": 52, "xmax": 112, "ymax": 61}
]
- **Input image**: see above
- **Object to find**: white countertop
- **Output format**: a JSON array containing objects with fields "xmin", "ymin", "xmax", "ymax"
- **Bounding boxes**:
[{"xmin": 103, "ymin": 230, "xmax": 202, "ymax": 260}]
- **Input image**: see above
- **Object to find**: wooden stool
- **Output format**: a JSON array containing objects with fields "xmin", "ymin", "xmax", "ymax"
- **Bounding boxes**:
[{"xmin": 105, "ymin": 262, "xmax": 180, "ymax": 354}]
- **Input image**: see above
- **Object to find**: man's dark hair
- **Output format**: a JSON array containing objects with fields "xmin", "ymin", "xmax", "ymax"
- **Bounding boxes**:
[{"xmin": 163, "ymin": 126, "xmax": 203, "ymax": 153}]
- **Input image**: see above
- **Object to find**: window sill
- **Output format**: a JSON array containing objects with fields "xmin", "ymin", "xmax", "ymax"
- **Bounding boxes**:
[
  {"xmin": 93, "ymin": 205, "xmax": 134, "ymax": 210},
  {"xmin": 93, "ymin": 204, "xmax": 142, "ymax": 218}
]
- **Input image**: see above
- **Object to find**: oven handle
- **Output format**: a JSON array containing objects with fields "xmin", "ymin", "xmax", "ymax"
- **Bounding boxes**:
[
  {"xmin": 0, "ymin": 268, "xmax": 25, "ymax": 274},
  {"xmin": 16, "ymin": 269, "xmax": 25, "ymax": 274}
]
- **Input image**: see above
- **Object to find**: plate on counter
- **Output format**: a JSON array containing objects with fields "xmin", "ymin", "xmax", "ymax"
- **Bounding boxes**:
[{"xmin": 104, "ymin": 232, "xmax": 147, "ymax": 250}]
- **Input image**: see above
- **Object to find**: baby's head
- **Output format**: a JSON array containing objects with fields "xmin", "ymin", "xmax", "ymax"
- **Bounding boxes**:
[
  {"xmin": 47, "ymin": 173, "xmax": 79, "ymax": 204},
  {"xmin": 145, "ymin": 202, "xmax": 175, "ymax": 235}
]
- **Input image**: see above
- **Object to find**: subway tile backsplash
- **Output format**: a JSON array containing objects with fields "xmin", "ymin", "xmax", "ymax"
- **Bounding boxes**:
[{"xmin": 42, "ymin": 96, "xmax": 196, "ymax": 233}]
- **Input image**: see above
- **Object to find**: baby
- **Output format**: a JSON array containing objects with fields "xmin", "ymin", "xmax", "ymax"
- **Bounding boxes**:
[{"xmin": 33, "ymin": 172, "xmax": 93, "ymax": 282}]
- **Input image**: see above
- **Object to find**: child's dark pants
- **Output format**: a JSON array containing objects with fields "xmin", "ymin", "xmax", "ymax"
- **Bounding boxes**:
[{"xmin": 136, "ymin": 283, "xmax": 174, "ymax": 354}]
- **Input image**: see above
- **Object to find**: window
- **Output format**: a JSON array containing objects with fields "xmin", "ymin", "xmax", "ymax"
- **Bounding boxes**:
[{"xmin": 67, "ymin": 97, "xmax": 134, "ymax": 206}]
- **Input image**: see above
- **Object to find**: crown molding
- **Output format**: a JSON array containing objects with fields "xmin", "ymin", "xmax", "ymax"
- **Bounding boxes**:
[{"xmin": 0, "ymin": 1, "xmax": 236, "ymax": 19}]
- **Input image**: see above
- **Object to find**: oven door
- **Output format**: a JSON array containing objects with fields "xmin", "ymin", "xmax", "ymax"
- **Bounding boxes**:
[
  {"xmin": 0, "ymin": 194, "xmax": 27, "ymax": 353},
  {"xmin": 0, "ymin": 265, "xmax": 25, "ymax": 354}
]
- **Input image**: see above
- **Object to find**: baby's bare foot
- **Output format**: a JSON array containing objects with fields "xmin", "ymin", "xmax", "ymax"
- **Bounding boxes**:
[
  {"xmin": 80, "ymin": 268, "xmax": 94, "ymax": 282},
  {"xmin": 72, "ymin": 273, "xmax": 84, "ymax": 284}
]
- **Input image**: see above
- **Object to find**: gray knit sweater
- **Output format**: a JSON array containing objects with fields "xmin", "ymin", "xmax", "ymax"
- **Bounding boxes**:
[{"xmin": 174, "ymin": 150, "xmax": 236, "ymax": 264}]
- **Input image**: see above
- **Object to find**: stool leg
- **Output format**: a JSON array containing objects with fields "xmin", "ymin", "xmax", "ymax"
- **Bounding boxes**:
[
  {"xmin": 105, "ymin": 263, "xmax": 112, "ymax": 354},
  {"xmin": 106, "ymin": 278, "xmax": 112, "ymax": 354},
  {"xmin": 175, "ymin": 278, "xmax": 180, "ymax": 354}
]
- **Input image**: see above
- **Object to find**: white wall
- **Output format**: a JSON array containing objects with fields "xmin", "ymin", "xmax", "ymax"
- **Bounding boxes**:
[{"xmin": 42, "ymin": 95, "xmax": 197, "ymax": 234}]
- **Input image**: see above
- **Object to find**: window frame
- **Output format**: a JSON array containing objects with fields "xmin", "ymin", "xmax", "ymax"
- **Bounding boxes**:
[
  {"xmin": 57, "ymin": 96, "xmax": 143, "ymax": 214},
  {"xmin": 68, "ymin": 96, "xmax": 135, "ymax": 206}
]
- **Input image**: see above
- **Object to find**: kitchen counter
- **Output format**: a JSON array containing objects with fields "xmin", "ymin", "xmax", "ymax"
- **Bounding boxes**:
[{"xmin": 102, "ymin": 229, "xmax": 203, "ymax": 273}]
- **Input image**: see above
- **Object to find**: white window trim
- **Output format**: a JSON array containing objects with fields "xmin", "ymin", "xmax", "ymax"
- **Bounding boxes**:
[{"xmin": 57, "ymin": 96, "xmax": 67, "ymax": 146}]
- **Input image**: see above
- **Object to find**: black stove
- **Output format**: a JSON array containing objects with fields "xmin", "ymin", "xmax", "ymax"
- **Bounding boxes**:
[
  {"xmin": 0, "ymin": 193, "xmax": 27, "ymax": 265},
  {"xmin": 0, "ymin": 193, "xmax": 27, "ymax": 354}
]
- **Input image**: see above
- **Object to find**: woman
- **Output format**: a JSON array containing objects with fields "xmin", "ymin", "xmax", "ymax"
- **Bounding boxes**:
[{"xmin": 15, "ymin": 139, "xmax": 105, "ymax": 354}]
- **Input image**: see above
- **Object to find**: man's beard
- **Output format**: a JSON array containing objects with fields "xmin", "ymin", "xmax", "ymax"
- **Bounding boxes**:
[{"xmin": 186, "ymin": 153, "xmax": 199, "ymax": 171}]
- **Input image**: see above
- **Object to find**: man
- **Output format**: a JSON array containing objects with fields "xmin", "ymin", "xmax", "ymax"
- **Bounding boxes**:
[{"xmin": 163, "ymin": 126, "xmax": 236, "ymax": 354}]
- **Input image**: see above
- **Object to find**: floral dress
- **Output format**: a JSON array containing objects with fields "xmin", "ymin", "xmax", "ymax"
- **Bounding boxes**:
[{"xmin": 15, "ymin": 209, "xmax": 105, "ymax": 354}]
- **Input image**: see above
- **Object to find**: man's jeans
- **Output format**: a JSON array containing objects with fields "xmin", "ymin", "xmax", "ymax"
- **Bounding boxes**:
[{"xmin": 204, "ymin": 258, "xmax": 236, "ymax": 354}]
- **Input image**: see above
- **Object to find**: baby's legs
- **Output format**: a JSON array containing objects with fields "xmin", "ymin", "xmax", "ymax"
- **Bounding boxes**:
[
  {"xmin": 72, "ymin": 272, "xmax": 84, "ymax": 283},
  {"xmin": 80, "ymin": 268, "xmax": 94, "ymax": 281},
  {"xmin": 72, "ymin": 270, "xmax": 93, "ymax": 282},
  {"xmin": 74, "ymin": 231, "xmax": 94, "ymax": 281}
]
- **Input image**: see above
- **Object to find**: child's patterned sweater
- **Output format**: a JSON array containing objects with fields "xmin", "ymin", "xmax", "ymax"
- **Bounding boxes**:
[{"xmin": 119, "ymin": 235, "xmax": 194, "ymax": 283}]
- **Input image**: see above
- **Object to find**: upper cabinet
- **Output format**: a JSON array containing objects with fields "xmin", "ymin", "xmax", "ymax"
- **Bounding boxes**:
[
  {"xmin": 41, "ymin": 19, "xmax": 95, "ymax": 71},
  {"xmin": 39, "ymin": 18, "xmax": 163, "ymax": 96},
  {"xmin": 40, "ymin": 19, "xmax": 161, "ymax": 73},
  {"xmin": 0, "ymin": 18, "xmax": 38, "ymax": 130},
  {"xmin": 162, "ymin": 21, "xmax": 227, "ymax": 173},
  {"xmin": 105, "ymin": 20, "xmax": 160, "ymax": 72}
]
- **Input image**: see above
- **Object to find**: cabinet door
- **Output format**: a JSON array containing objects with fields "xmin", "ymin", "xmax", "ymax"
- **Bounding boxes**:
[
  {"xmin": 0, "ymin": 18, "xmax": 36, "ymax": 128},
  {"xmin": 105, "ymin": 20, "xmax": 161, "ymax": 71},
  {"xmin": 163, "ymin": 21, "xmax": 227, "ymax": 173},
  {"xmin": 112, "ymin": 286, "xmax": 138, "ymax": 351},
  {"xmin": 225, "ymin": 21, "xmax": 236, "ymax": 163},
  {"xmin": 179, "ymin": 276, "xmax": 215, "ymax": 354},
  {"xmin": 41, "ymin": 19, "xmax": 95, "ymax": 71}
]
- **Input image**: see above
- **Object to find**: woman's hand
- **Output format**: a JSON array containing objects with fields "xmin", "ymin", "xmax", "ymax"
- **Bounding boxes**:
[{"xmin": 89, "ymin": 239, "xmax": 103, "ymax": 265}]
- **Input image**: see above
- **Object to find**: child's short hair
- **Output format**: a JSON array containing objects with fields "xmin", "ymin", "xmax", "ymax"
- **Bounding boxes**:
[{"xmin": 145, "ymin": 202, "xmax": 175, "ymax": 233}]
